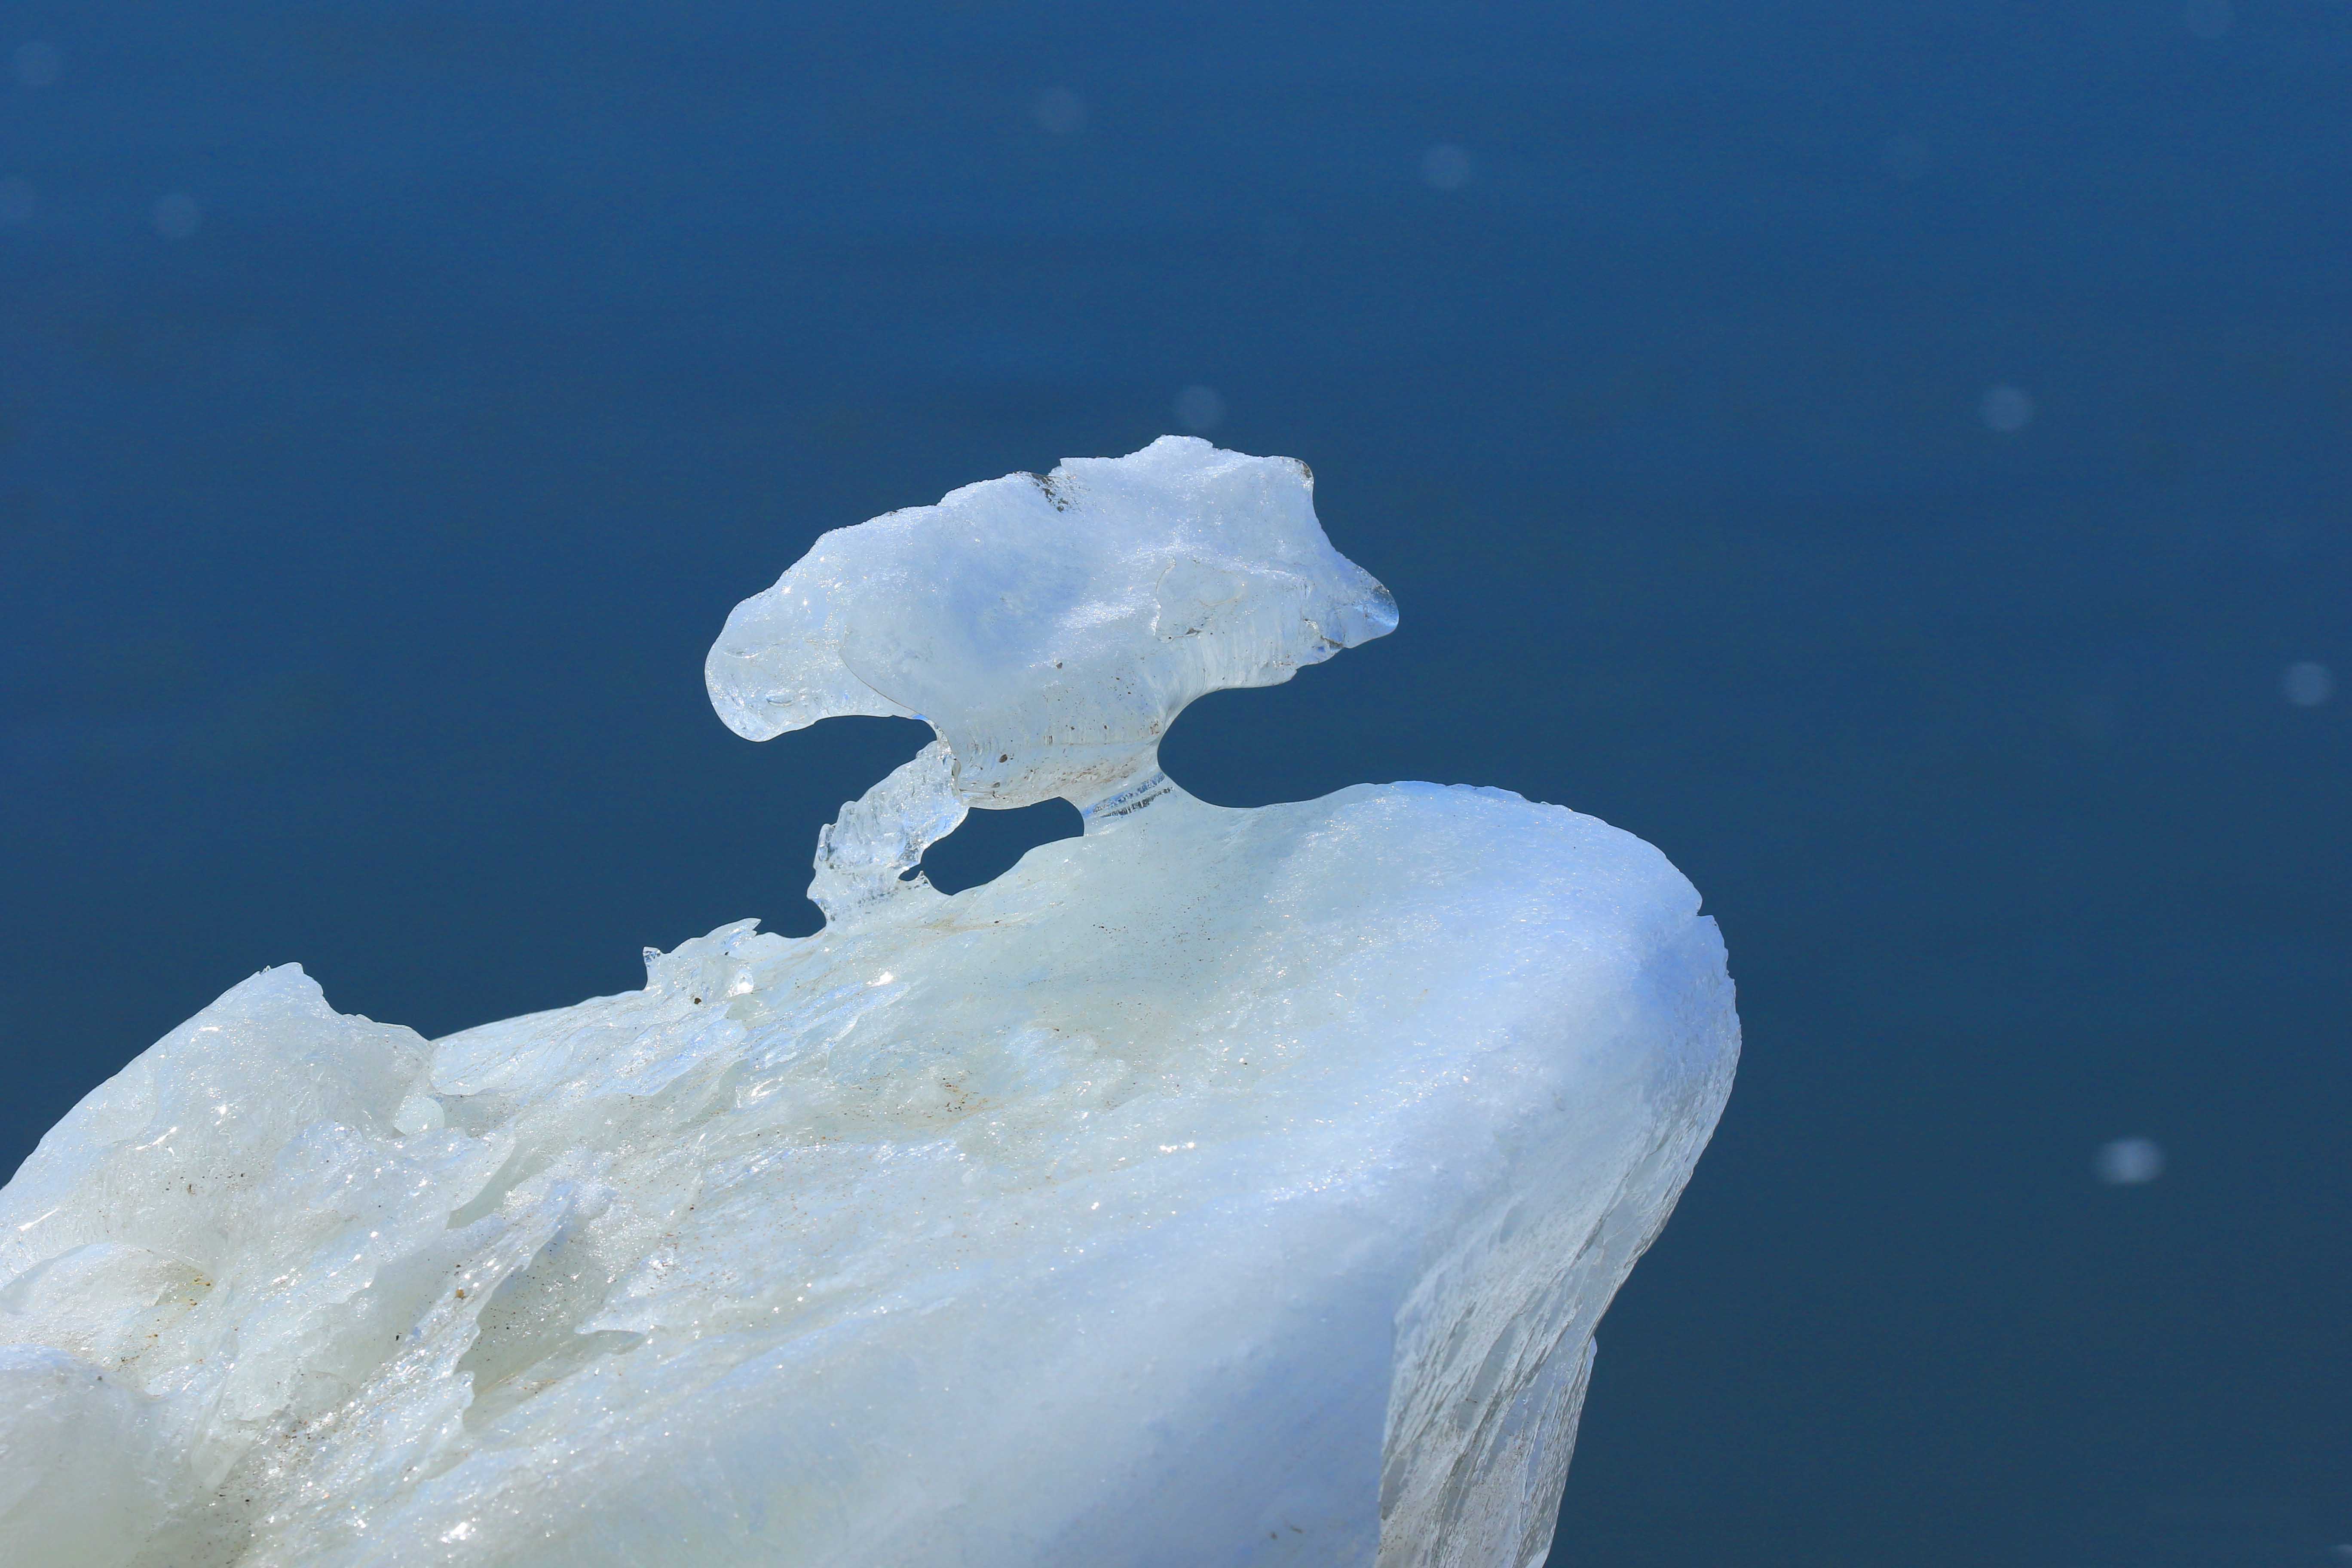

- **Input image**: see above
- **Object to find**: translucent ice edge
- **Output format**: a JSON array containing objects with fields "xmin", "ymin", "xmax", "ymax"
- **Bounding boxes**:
[{"xmin": 0, "ymin": 438, "xmax": 1738, "ymax": 1568}]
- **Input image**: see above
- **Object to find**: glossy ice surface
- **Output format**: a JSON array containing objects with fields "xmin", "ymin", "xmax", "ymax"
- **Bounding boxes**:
[{"xmin": 0, "ymin": 441, "xmax": 1735, "ymax": 1567}]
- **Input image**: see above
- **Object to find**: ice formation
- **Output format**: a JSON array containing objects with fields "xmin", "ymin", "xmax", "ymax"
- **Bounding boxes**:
[{"xmin": 0, "ymin": 438, "xmax": 1738, "ymax": 1568}]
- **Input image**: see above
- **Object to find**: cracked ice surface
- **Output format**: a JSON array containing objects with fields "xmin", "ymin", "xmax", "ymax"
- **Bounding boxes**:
[{"xmin": 0, "ymin": 438, "xmax": 1737, "ymax": 1568}]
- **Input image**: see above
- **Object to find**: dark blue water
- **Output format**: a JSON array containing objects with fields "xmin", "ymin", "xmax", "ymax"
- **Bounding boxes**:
[{"xmin": 3, "ymin": 3, "xmax": 2346, "ymax": 1561}]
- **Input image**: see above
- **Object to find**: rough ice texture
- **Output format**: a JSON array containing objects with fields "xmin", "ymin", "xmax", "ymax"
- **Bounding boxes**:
[{"xmin": 0, "ymin": 438, "xmax": 1737, "ymax": 1568}]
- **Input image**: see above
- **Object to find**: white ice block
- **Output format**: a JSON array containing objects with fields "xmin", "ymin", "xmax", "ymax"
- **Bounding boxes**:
[{"xmin": 0, "ymin": 439, "xmax": 1736, "ymax": 1568}]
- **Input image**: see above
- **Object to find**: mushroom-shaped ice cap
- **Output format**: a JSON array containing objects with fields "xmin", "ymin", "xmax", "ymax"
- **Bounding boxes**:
[{"xmin": 706, "ymin": 437, "xmax": 1397, "ymax": 808}]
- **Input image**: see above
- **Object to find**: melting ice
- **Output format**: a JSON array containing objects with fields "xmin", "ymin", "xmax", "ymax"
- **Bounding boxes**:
[{"xmin": 0, "ymin": 438, "xmax": 1738, "ymax": 1567}]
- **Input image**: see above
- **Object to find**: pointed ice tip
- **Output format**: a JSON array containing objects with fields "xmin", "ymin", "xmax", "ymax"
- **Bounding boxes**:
[
  {"xmin": 1353, "ymin": 579, "xmax": 1400, "ymax": 644},
  {"xmin": 711, "ymin": 441, "xmax": 1394, "ymax": 808}
]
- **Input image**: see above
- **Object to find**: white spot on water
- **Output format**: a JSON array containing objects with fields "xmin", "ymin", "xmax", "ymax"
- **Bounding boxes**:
[
  {"xmin": 12, "ymin": 41, "xmax": 61, "ymax": 89},
  {"xmin": 2283, "ymin": 662, "xmax": 2334, "ymax": 707},
  {"xmin": 2096, "ymin": 1137, "xmax": 2164, "ymax": 1186},
  {"xmin": 1420, "ymin": 143, "xmax": 1472, "ymax": 191},
  {"xmin": 1980, "ymin": 384, "xmax": 2035, "ymax": 433},
  {"xmin": 2183, "ymin": 0, "xmax": 2233, "ymax": 39},
  {"xmin": 1878, "ymin": 135, "xmax": 1930, "ymax": 182},
  {"xmin": 153, "ymin": 191, "xmax": 200, "ymax": 239},
  {"xmin": 1174, "ymin": 384, "xmax": 1225, "ymax": 432},
  {"xmin": 1032, "ymin": 87, "xmax": 1086, "ymax": 135}
]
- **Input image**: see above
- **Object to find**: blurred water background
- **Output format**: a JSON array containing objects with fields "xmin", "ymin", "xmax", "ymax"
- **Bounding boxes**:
[{"xmin": 2, "ymin": 2, "xmax": 2346, "ymax": 1562}]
